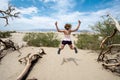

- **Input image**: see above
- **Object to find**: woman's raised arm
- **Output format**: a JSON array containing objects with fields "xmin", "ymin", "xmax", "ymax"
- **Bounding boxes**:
[
  {"xmin": 55, "ymin": 21, "xmax": 64, "ymax": 32},
  {"xmin": 71, "ymin": 20, "xmax": 81, "ymax": 32}
]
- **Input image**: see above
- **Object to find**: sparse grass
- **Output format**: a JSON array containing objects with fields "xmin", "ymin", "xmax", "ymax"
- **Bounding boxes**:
[
  {"xmin": 75, "ymin": 34, "xmax": 101, "ymax": 50},
  {"xmin": 0, "ymin": 31, "xmax": 12, "ymax": 38},
  {"xmin": 23, "ymin": 32, "xmax": 60, "ymax": 47}
]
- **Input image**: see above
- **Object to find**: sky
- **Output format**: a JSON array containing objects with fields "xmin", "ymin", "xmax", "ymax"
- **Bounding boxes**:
[{"xmin": 0, "ymin": 0, "xmax": 120, "ymax": 31}]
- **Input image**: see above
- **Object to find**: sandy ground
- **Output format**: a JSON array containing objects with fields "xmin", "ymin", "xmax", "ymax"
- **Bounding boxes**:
[{"xmin": 0, "ymin": 32, "xmax": 120, "ymax": 80}]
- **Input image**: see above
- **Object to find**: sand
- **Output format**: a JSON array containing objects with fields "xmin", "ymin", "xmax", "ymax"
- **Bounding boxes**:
[{"xmin": 0, "ymin": 32, "xmax": 120, "ymax": 80}]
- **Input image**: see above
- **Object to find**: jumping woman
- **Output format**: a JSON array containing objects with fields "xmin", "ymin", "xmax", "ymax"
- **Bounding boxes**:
[{"xmin": 55, "ymin": 20, "xmax": 81, "ymax": 54}]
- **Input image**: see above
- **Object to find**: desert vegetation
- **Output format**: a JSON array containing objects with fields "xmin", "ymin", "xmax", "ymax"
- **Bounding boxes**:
[
  {"xmin": 75, "ymin": 34, "xmax": 100, "ymax": 50},
  {"xmin": 75, "ymin": 16, "xmax": 120, "ymax": 51},
  {"xmin": 0, "ymin": 31, "xmax": 16, "ymax": 38},
  {"xmin": 23, "ymin": 32, "xmax": 60, "ymax": 47},
  {"xmin": 0, "ymin": 31, "xmax": 11, "ymax": 38}
]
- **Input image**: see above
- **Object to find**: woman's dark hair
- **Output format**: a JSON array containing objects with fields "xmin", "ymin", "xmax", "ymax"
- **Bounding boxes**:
[{"xmin": 64, "ymin": 23, "xmax": 72, "ymax": 30}]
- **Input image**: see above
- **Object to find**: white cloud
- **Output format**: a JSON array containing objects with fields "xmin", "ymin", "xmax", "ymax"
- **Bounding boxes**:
[
  {"xmin": 1, "ymin": 0, "xmax": 120, "ymax": 31},
  {"xmin": 16, "ymin": 7, "xmax": 38, "ymax": 15},
  {"xmin": 0, "ymin": 0, "xmax": 10, "ymax": 10},
  {"xmin": 3, "ymin": 4, "xmax": 120, "ymax": 31},
  {"xmin": 7, "ymin": 15, "xmax": 56, "ymax": 30}
]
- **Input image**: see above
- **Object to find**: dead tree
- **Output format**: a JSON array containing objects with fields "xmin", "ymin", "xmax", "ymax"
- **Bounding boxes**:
[
  {"xmin": 0, "ymin": 39, "xmax": 17, "ymax": 61},
  {"xmin": 17, "ymin": 49, "xmax": 46, "ymax": 80},
  {"xmin": 97, "ymin": 14, "xmax": 120, "ymax": 74},
  {"xmin": 0, "ymin": 3, "xmax": 20, "ymax": 26},
  {"xmin": 97, "ymin": 29, "xmax": 117, "ymax": 61},
  {"xmin": 0, "ymin": 3, "xmax": 19, "ymax": 58},
  {"xmin": 97, "ymin": 14, "xmax": 120, "ymax": 61},
  {"xmin": 0, "ymin": 4, "xmax": 20, "ymax": 61}
]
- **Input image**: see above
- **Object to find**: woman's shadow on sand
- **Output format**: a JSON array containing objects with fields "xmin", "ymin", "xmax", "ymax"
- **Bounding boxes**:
[{"xmin": 61, "ymin": 57, "xmax": 80, "ymax": 66}]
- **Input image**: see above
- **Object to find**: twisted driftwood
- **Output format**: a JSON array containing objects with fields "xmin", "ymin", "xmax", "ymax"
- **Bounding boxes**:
[
  {"xmin": 102, "ymin": 54, "xmax": 120, "ymax": 73},
  {"xmin": 102, "ymin": 63, "xmax": 120, "ymax": 73},
  {"xmin": 0, "ymin": 39, "xmax": 16, "ymax": 50},
  {"xmin": 17, "ymin": 49, "xmax": 46, "ymax": 80},
  {"xmin": 99, "ymin": 29, "xmax": 117, "ymax": 49},
  {"xmin": 0, "ymin": 39, "xmax": 17, "ymax": 61},
  {"xmin": 98, "ymin": 44, "xmax": 120, "ymax": 61},
  {"xmin": 100, "ymin": 48, "xmax": 120, "ymax": 74},
  {"xmin": 97, "ymin": 14, "xmax": 120, "ymax": 61},
  {"xmin": 98, "ymin": 14, "xmax": 120, "ymax": 74}
]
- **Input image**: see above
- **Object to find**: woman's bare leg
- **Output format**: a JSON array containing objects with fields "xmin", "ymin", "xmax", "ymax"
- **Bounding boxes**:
[
  {"xmin": 58, "ymin": 44, "xmax": 65, "ymax": 54},
  {"xmin": 69, "ymin": 44, "xmax": 78, "ymax": 53},
  {"xmin": 69, "ymin": 44, "xmax": 74, "ymax": 49}
]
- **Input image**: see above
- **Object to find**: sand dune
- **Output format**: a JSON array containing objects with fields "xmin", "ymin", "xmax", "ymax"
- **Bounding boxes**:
[{"xmin": 0, "ymin": 32, "xmax": 120, "ymax": 80}]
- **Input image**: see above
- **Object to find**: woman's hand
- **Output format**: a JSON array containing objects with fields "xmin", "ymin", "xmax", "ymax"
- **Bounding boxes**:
[
  {"xmin": 55, "ymin": 21, "xmax": 58, "ymax": 26},
  {"xmin": 78, "ymin": 20, "xmax": 81, "ymax": 24}
]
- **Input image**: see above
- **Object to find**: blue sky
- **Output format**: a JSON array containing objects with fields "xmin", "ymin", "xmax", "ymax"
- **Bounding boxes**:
[{"xmin": 0, "ymin": 0, "xmax": 120, "ymax": 31}]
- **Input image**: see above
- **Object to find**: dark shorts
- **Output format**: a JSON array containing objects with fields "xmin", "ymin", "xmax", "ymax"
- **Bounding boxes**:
[{"xmin": 62, "ymin": 40, "xmax": 72, "ymax": 45}]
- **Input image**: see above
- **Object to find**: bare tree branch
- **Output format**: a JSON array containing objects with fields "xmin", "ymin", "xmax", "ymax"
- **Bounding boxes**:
[
  {"xmin": 0, "ymin": 4, "xmax": 20, "ymax": 26},
  {"xmin": 100, "ymin": 29, "xmax": 117, "ymax": 49}
]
